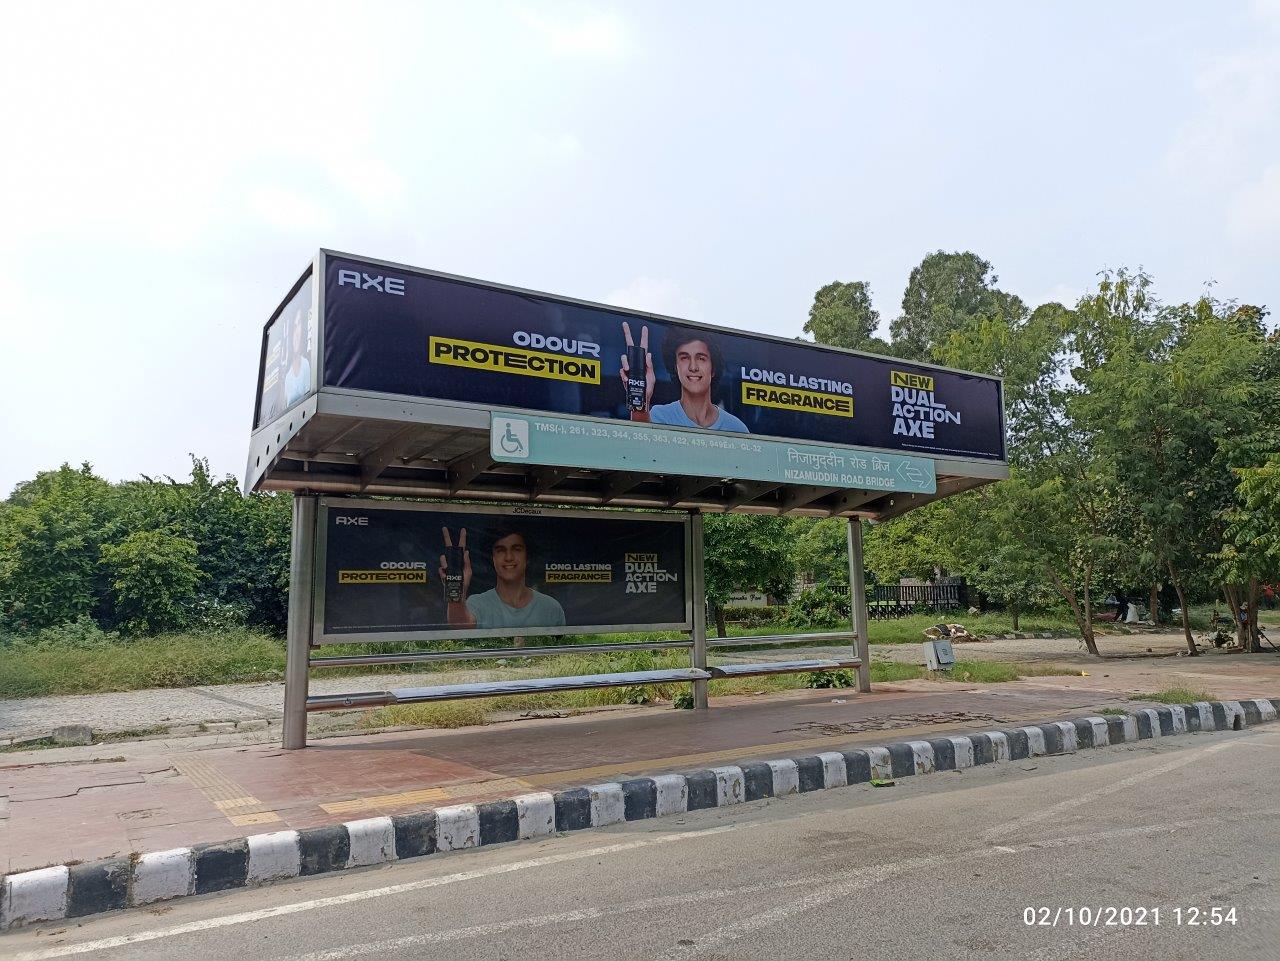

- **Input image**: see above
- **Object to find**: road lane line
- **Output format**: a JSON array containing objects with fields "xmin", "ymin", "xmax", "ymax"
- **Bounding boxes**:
[
  {"xmin": 282, "ymin": 873, "xmax": 836, "ymax": 960},
  {"xmin": 979, "ymin": 737, "xmax": 1240, "ymax": 842},
  {"xmin": 7, "ymin": 827, "xmax": 740, "ymax": 961},
  {"xmin": 283, "ymin": 816, "xmax": 1249, "ymax": 961},
  {"xmin": 669, "ymin": 857, "xmax": 943, "ymax": 957}
]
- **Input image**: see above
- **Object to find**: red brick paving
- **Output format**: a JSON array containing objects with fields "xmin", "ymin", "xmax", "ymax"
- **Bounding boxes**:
[{"xmin": 2, "ymin": 668, "xmax": 1275, "ymax": 875}]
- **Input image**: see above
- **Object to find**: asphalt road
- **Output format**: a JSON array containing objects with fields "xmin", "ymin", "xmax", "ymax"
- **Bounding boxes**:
[{"xmin": 7, "ymin": 726, "xmax": 1279, "ymax": 961}]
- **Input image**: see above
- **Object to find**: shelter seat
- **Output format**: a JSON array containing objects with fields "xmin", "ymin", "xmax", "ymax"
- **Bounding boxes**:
[
  {"xmin": 306, "ymin": 668, "xmax": 712, "ymax": 712},
  {"xmin": 708, "ymin": 658, "xmax": 860, "ymax": 679}
]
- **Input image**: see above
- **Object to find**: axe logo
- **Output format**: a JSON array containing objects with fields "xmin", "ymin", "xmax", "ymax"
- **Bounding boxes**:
[{"xmin": 337, "ymin": 269, "xmax": 405, "ymax": 296}]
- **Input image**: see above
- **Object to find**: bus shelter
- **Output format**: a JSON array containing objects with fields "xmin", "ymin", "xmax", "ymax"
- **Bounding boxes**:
[{"xmin": 246, "ymin": 251, "xmax": 1009, "ymax": 749}]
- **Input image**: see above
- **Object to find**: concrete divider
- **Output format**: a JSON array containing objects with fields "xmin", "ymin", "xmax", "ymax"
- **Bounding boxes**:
[{"xmin": 4, "ymin": 698, "xmax": 1278, "ymax": 932}]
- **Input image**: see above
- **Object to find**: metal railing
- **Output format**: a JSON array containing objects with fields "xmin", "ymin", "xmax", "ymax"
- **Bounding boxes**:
[
  {"xmin": 285, "ymin": 504, "xmax": 875, "ymax": 745},
  {"xmin": 868, "ymin": 583, "xmax": 967, "ymax": 620}
]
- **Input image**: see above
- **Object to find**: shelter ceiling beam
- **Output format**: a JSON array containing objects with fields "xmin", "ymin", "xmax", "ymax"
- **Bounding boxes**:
[
  {"xmin": 447, "ymin": 446, "xmax": 496, "ymax": 495},
  {"xmin": 825, "ymin": 488, "xmax": 892, "ymax": 517},
  {"xmin": 778, "ymin": 485, "xmax": 842, "ymax": 513},
  {"xmin": 666, "ymin": 476, "xmax": 721, "ymax": 507},
  {"xmin": 358, "ymin": 425, "xmax": 423, "ymax": 490},
  {"xmin": 600, "ymin": 471, "xmax": 651, "ymax": 503},
  {"xmin": 529, "ymin": 466, "xmax": 577, "ymax": 498},
  {"xmin": 721, "ymin": 480, "xmax": 783, "ymax": 510}
]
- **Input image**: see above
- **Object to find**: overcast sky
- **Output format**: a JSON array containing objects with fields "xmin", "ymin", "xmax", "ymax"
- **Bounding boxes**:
[{"xmin": 3, "ymin": 2, "xmax": 1278, "ymax": 495}]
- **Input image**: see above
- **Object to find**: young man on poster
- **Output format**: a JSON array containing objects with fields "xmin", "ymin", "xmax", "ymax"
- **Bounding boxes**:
[
  {"xmin": 619, "ymin": 322, "xmax": 748, "ymax": 433},
  {"xmin": 440, "ymin": 526, "xmax": 566, "ymax": 629}
]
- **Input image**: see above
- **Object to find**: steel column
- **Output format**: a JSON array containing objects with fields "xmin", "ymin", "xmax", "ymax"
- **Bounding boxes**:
[
  {"xmin": 690, "ymin": 510, "xmax": 709, "ymax": 710},
  {"xmin": 282, "ymin": 494, "xmax": 319, "ymax": 749},
  {"xmin": 847, "ymin": 518, "xmax": 872, "ymax": 693}
]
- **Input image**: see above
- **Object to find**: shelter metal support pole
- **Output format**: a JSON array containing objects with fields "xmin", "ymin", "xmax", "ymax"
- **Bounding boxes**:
[
  {"xmin": 847, "ymin": 517, "xmax": 872, "ymax": 693},
  {"xmin": 283, "ymin": 494, "xmax": 319, "ymax": 749},
  {"xmin": 690, "ymin": 510, "xmax": 709, "ymax": 710}
]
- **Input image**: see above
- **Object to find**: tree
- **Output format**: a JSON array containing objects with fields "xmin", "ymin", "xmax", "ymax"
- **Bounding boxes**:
[
  {"xmin": 803, "ymin": 281, "xmax": 889, "ymax": 353},
  {"xmin": 702, "ymin": 514, "xmax": 796, "ymax": 636},
  {"xmin": 862, "ymin": 502, "xmax": 955, "ymax": 585},
  {"xmin": 1219, "ymin": 455, "xmax": 1280, "ymax": 651},
  {"xmin": 934, "ymin": 301, "xmax": 1070, "ymax": 466},
  {"xmin": 1071, "ymin": 286, "xmax": 1270, "ymax": 654},
  {"xmin": 941, "ymin": 486, "xmax": 1053, "ymax": 630},
  {"xmin": 990, "ymin": 465, "xmax": 1120, "ymax": 656},
  {"xmin": 99, "ymin": 528, "xmax": 202, "ymax": 634},
  {"xmin": 890, "ymin": 251, "xmax": 1024, "ymax": 361},
  {"xmin": 0, "ymin": 458, "xmax": 293, "ymax": 636},
  {"xmin": 0, "ymin": 464, "xmax": 115, "ymax": 630}
]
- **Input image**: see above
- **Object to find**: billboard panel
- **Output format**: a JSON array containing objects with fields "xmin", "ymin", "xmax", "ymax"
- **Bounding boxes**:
[
  {"xmin": 316, "ymin": 500, "xmax": 690, "ymax": 642},
  {"xmin": 322, "ymin": 255, "xmax": 1006, "ymax": 462},
  {"xmin": 255, "ymin": 272, "xmax": 316, "ymax": 428}
]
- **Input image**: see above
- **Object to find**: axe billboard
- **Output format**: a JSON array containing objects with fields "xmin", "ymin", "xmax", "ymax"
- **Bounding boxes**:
[
  {"xmin": 320, "ymin": 254, "xmax": 1007, "ymax": 462},
  {"xmin": 317, "ymin": 501, "xmax": 690, "ymax": 642}
]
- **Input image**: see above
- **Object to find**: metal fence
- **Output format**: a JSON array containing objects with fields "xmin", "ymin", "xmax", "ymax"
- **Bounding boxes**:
[{"xmin": 868, "ymin": 582, "xmax": 968, "ymax": 620}]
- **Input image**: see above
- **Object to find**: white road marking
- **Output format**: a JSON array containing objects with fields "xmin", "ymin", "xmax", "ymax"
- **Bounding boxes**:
[
  {"xmin": 283, "ymin": 873, "xmax": 835, "ymax": 960},
  {"xmin": 668, "ymin": 857, "xmax": 942, "ymax": 956},
  {"xmin": 980, "ymin": 737, "xmax": 1240, "ymax": 842},
  {"xmin": 7, "ymin": 827, "xmax": 740, "ymax": 961}
]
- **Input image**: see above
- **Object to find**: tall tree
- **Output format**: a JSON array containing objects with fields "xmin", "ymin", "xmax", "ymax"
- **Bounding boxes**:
[
  {"xmin": 803, "ymin": 281, "xmax": 889, "ymax": 353},
  {"xmin": 890, "ymin": 251, "xmax": 1024, "ymax": 361},
  {"xmin": 1072, "ymin": 286, "xmax": 1269, "ymax": 653},
  {"xmin": 702, "ymin": 514, "xmax": 796, "ymax": 637}
]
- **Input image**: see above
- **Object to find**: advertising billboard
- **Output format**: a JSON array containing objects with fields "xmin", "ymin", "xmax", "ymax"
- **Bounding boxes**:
[
  {"xmin": 322, "ymin": 255, "xmax": 1006, "ymax": 462},
  {"xmin": 255, "ymin": 272, "xmax": 316, "ymax": 428},
  {"xmin": 316, "ymin": 500, "xmax": 690, "ymax": 642}
]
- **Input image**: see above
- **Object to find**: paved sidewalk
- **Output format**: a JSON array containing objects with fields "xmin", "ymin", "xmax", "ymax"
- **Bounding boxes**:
[
  {"xmin": 5, "ymin": 665, "xmax": 1273, "ymax": 878},
  {"xmin": 0, "ymin": 631, "xmax": 1259, "ymax": 738}
]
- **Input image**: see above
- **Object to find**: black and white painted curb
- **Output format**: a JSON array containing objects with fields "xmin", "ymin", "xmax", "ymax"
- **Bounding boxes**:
[{"xmin": 3, "ymin": 698, "xmax": 1277, "ymax": 931}]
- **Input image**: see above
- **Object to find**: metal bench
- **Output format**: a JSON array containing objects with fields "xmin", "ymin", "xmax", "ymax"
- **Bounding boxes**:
[
  {"xmin": 709, "ymin": 658, "xmax": 860, "ymax": 679},
  {"xmin": 306, "ymin": 667, "xmax": 712, "ymax": 712}
]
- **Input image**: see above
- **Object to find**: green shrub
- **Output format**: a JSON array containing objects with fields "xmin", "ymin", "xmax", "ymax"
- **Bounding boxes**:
[
  {"xmin": 720, "ymin": 605, "xmax": 786, "ymax": 627},
  {"xmin": 786, "ymin": 586, "xmax": 848, "ymax": 628},
  {"xmin": 100, "ymin": 529, "xmax": 201, "ymax": 634},
  {"xmin": 804, "ymin": 668, "xmax": 857, "ymax": 689},
  {"xmin": 34, "ymin": 614, "xmax": 118, "ymax": 649},
  {"xmin": 1132, "ymin": 686, "xmax": 1216, "ymax": 704}
]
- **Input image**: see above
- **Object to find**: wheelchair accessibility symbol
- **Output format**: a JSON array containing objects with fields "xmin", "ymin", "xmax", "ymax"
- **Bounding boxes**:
[{"xmin": 492, "ymin": 418, "xmax": 529, "ymax": 459}]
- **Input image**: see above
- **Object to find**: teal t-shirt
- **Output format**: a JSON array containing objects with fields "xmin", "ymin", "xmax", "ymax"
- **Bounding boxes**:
[
  {"xmin": 466, "ymin": 588, "xmax": 566, "ymax": 629},
  {"xmin": 649, "ymin": 401, "xmax": 748, "ymax": 433}
]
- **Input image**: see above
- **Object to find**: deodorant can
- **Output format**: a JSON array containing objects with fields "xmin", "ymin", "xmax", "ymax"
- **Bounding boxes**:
[
  {"xmin": 444, "ymin": 547, "xmax": 464, "ymax": 602},
  {"xmin": 626, "ymin": 345, "xmax": 648, "ymax": 410}
]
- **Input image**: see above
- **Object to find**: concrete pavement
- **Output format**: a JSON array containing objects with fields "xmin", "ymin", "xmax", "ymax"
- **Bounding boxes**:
[
  {"xmin": 1, "ymin": 682, "xmax": 1106, "ymax": 875},
  {"xmin": 5, "ymin": 724, "xmax": 1278, "ymax": 960},
  {"xmin": 3, "ymin": 641, "xmax": 1277, "ymax": 876},
  {"xmin": 5, "ymin": 630, "xmax": 1261, "ymax": 739}
]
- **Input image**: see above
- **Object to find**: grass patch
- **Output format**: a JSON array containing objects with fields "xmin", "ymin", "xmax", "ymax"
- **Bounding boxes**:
[
  {"xmin": 97, "ymin": 725, "xmax": 171, "ymax": 742},
  {"xmin": 0, "ymin": 630, "xmax": 286, "ymax": 698},
  {"xmin": 941, "ymin": 661, "xmax": 1083, "ymax": 683},
  {"xmin": 359, "ymin": 701, "xmax": 493, "ymax": 729},
  {"xmin": 354, "ymin": 656, "xmax": 1082, "ymax": 731},
  {"xmin": 863, "ymin": 613, "xmax": 1080, "ymax": 645},
  {"xmin": 1098, "ymin": 707, "xmax": 1130, "ymax": 715},
  {"xmin": 1, "ymin": 737, "xmax": 58, "ymax": 753},
  {"xmin": 870, "ymin": 662, "xmax": 926, "ymax": 683},
  {"xmin": 1131, "ymin": 686, "xmax": 1216, "ymax": 705}
]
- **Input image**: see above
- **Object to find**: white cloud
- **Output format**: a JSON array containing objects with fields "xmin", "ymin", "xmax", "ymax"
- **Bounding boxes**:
[
  {"xmin": 1228, "ymin": 163, "xmax": 1280, "ymax": 240},
  {"xmin": 602, "ymin": 276, "xmax": 702, "ymax": 320},
  {"xmin": 517, "ymin": 7, "xmax": 631, "ymax": 59},
  {"xmin": 1032, "ymin": 283, "xmax": 1083, "ymax": 309},
  {"xmin": 1163, "ymin": 2, "xmax": 1280, "ymax": 242},
  {"xmin": 530, "ymin": 133, "xmax": 585, "ymax": 163},
  {"xmin": 247, "ymin": 185, "xmax": 336, "ymax": 234}
]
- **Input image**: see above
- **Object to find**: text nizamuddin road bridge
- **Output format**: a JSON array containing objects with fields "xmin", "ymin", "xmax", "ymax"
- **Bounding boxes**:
[{"xmin": 245, "ymin": 250, "xmax": 1009, "ymax": 748}]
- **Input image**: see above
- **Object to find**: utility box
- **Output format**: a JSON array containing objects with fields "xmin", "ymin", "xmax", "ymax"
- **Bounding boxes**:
[{"xmin": 923, "ymin": 638, "xmax": 956, "ymax": 671}]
